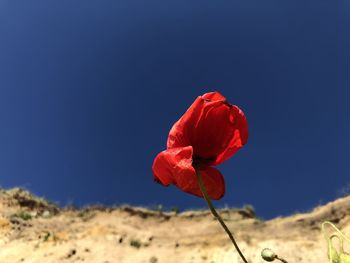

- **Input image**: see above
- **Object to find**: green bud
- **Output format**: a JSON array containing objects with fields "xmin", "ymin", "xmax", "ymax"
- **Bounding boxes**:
[{"xmin": 261, "ymin": 248, "xmax": 277, "ymax": 262}]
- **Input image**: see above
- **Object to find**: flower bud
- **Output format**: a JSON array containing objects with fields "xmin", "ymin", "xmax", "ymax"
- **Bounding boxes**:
[{"xmin": 261, "ymin": 248, "xmax": 277, "ymax": 262}]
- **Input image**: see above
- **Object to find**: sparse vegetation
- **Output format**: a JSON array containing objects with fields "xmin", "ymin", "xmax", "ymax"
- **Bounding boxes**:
[
  {"xmin": 6, "ymin": 187, "xmax": 59, "ymax": 214},
  {"xmin": 253, "ymin": 218, "xmax": 264, "ymax": 224},
  {"xmin": 243, "ymin": 204, "xmax": 255, "ymax": 214},
  {"xmin": 0, "ymin": 187, "xmax": 349, "ymax": 262},
  {"xmin": 171, "ymin": 206, "xmax": 180, "ymax": 214},
  {"xmin": 43, "ymin": 231, "xmax": 50, "ymax": 242},
  {"xmin": 130, "ymin": 239, "xmax": 142, "ymax": 249},
  {"xmin": 12, "ymin": 211, "xmax": 32, "ymax": 221},
  {"xmin": 77, "ymin": 209, "xmax": 95, "ymax": 221}
]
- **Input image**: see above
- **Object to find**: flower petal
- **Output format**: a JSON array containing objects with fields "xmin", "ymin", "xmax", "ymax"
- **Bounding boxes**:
[
  {"xmin": 152, "ymin": 147, "xmax": 225, "ymax": 200},
  {"xmin": 202, "ymin": 91, "xmax": 226, "ymax": 101},
  {"xmin": 167, "ymin": 97, "xmax": 205, "ymax": 149},
  {"xmin": 191, "ymin": 103, "xmax": 248, "ymax": 165},
  {"xmin": 152, "ymin": 146, "xmax": 194, "ymax": 186},
  {"xmin": 190, "ymin": 101, "xmax": 234, "ymax": 161},
  {"xmin": 214, "ymin": 106, "xmax": 248, "ymax": 165},
  {"xmin": 175, "ymin": 166, "xmax": 225, "ymax": 200},
  {"xmin": 166, "ymin": 92, "xmax": 248, "ymax": 165},
  {"xmin": 199, "ymin": 166, "xmax": 225, "ymax": 200},
  {"xmin": 167, "ymin": 91, "xmax": 226, "ymax": 150}
]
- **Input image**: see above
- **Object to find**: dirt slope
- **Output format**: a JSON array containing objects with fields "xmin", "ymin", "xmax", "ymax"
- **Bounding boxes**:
[{"xmin": 0, "ymin": 188, "xmax": 349, "ymax": 263}]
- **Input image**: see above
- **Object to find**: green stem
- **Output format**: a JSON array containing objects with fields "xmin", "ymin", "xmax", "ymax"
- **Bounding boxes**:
[{"xmin": 195, "ymin": 169, "xmax": 249, "ymax": 263}]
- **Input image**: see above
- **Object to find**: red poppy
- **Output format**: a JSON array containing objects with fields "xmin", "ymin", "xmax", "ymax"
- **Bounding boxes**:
[{"xmin": 152, "ymin": 91, "xmax": 248, "ymax": 200}]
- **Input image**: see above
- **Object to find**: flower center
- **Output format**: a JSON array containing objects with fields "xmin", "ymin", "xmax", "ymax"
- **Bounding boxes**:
[{"xmin": 193, "ymin": 156, "xmax": 216, "ymax": 168}]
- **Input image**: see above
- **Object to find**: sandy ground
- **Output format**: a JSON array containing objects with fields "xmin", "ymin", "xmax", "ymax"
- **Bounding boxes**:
[{"xmin": 0, "ymin": 188, "xmax": 349, "ymax": 263}]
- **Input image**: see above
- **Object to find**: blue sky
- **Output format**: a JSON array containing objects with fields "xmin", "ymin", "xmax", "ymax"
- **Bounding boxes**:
[{"xmin": 0, "ymin": 1, "xmax": 349, "ymax": 219}]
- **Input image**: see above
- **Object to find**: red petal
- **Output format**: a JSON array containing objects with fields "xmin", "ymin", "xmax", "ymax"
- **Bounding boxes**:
[
  {"xmin": 152, "ymin": 146, "xmax": 194, "ymax": 186},
  {"xmin": 190, "ymin": 102, "xmax": 234, "ymax": 161},
  {"xmin": 190, "ymin": 103, "xmax": 248, "ymax": 165},
  {"xmin": 214, "ymin": 106, "xmax": 248, "ymax": 165},
  {"xmin": 198, "ymin": 166, "xmax": 225, "ymax": 200},
  {"xmin": 167, "ymin": 91, "xmax": 226, "ymax": 149},
  {"xmin": 152, "ymin": 147, "xmax": 225, "ymax": 200},
  {"xmin": 167, "ymin": 96, "xmax": 205, "ymax": 149},
  {"xmin": 175, "ymin": 166, "xmax": 225, "ymax": 200},
  {"xmin": 167, "ymin": 91, "xmax": 248, "ymax": 165},
  {"xmin": 202, "ymin": 91, "xmax": 226, "ymax": 101}
]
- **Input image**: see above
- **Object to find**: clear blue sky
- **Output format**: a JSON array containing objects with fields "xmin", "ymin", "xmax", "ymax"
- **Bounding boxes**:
[{"xmin": 0, "ymin": 1, "xmax": 349, "ymax": 219}]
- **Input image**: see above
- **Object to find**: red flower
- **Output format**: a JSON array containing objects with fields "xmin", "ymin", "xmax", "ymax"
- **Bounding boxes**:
[{"xmin": 152, "ymin": 92, "xmax": 248, "ymax": 200}]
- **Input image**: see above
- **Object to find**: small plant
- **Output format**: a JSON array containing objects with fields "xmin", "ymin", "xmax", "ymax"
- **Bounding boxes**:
[
  {"xmin": 43, "ymin": 231, "xmax": 50, "ymax": 242},
  {"xmin": 77, "ymin": 210, "xmax": 88, "ymax": 217},
  {"xmin": 130, "ymin": 239, "xmax": 142, "ymax": 249},
  {"xmin": 77, "ymin": 209, "xmax": 95, "ymax": 221},
  {"xmin": 13, "ymin": 211, "xmax": 32, "ymax": 221},
  {"xmin": 322, "ymin": 221, "xmax": 350, "ymax": 263},
  {"xmin": 170, "ymin": 206, "xmax": 179, "ymax": 214},
  {"xmin": 243, "ymin": 204, "xmax": 255, "ymax": 214}
]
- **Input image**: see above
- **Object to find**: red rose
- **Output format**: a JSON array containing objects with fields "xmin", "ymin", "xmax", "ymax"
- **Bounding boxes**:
[{"xmin": 152, "ymin": 91, "xmax": 248, "ymax": 200}]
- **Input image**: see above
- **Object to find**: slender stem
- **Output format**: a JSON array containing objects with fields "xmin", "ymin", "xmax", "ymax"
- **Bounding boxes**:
[
  {"xmin": 276, "ymin": 256, "xmax": 288, "ymax": 263},
  {"xmin": 195, "ymin": 169, "xmax": 249, "ymax": 263}
]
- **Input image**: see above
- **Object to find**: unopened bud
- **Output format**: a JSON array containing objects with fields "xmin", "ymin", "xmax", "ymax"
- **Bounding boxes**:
[{"xmin": 261, "ymin": 248, "xmax": 277, "ymax": 262}]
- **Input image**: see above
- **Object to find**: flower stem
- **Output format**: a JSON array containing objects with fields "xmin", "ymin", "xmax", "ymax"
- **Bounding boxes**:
[
  {"xmin": 276, "ymin": 256, "xmax": 288, "ymax": 263},
  {"xmin": 195, "ymin": 169, "xmax": 249, "ymax": 263}
]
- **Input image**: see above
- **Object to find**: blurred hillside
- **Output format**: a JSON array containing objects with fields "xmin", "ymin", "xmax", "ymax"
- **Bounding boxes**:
[{"xmin": 0, "ymin": 188, "xmax": 349, "ymax": 263}]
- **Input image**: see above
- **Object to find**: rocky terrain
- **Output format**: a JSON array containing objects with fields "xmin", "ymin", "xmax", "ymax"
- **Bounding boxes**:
[{"xmin": 0, "ymin": 188, "xmax": 349, "ymax": 263}]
